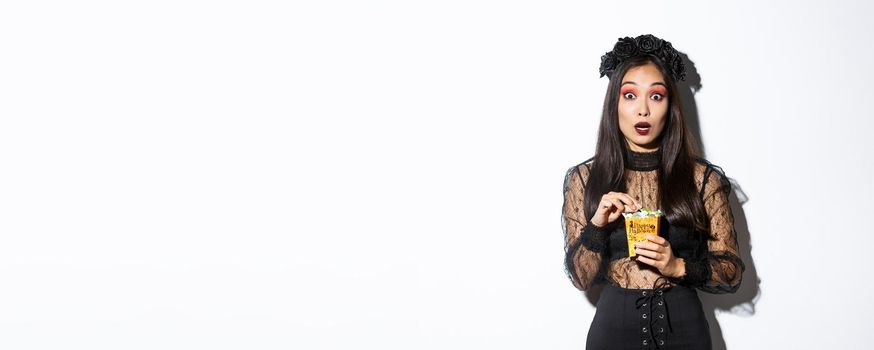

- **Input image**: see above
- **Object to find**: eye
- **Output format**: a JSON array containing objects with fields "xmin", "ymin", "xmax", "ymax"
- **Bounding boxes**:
[
  {"xmin": 623, "ymin": 92, "xmax": 636, "ymax": 99},
  {"xmin": 651, "ymin": 93, "xmax": 665, "ymax": 101}
]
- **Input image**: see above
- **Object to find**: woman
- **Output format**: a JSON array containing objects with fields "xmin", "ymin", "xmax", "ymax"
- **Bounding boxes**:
[{"xmin": 562, "ymin": 34, "xmax": 745, "ymax": 349}]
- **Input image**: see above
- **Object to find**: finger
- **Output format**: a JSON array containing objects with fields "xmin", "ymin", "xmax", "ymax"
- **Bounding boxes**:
[
  {"xmin": 635, "ymin": 241, "xmax": 662, "ymax": 253},
  {"xmin": 607, "ymin": 193, "xmax": 639, "ymax": 211},
  {"xmin": 598, "ymin": 198, "xmax": 615, "ymax": 211},
  {"xmin": 617, "ymin": 193, "xmax": 642, "ymax": 210},
  {"xmin": 599, "ymin": 194, "xmax": 619, "ymax": 207},
  {"xmin": 634, "ymin": 247, "xmax": 659, "ymax": 260},
  {"xmin": 636, "ymin": 255, "xmax": 655, "ymax": 266},
  {"xmin": 645, "ymin": 234, "xmax": 667, "ymax": 245},
  {"xmin": 606, "ymin": 197, "xmax": 626, "ymax": 213}
]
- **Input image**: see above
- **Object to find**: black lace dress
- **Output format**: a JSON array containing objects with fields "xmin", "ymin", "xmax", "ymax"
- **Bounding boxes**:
[{"xmin": 562, "ymin": 148, "xmax": 745, "ymax": 350}]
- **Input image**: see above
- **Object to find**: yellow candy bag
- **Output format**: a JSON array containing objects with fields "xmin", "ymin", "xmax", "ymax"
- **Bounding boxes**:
[{"xmin": 623, "ymin": 208, "xmax": 663, "ymax": 258}]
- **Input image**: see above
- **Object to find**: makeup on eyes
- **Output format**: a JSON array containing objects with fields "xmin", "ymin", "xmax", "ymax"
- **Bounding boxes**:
[{"xmin": 620, "ymin": 87, "xmax": 667, "ymax": 100}]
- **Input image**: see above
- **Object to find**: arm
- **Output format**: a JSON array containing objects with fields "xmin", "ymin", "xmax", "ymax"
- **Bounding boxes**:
[
  {"xmin": 562, "ymin": 164, "xmax": 615, "ymax": 291},
  {"xmin": 675, "ymin": 165, "xmax": 746, "ymax": 293}
]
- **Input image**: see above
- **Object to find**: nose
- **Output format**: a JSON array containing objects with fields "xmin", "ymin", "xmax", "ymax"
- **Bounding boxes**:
[{"xmin": 638, "ymin": 102, "xmax": 650, "ymax": 117}]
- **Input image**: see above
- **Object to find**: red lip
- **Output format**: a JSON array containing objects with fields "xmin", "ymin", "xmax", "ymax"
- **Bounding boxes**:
[{"xmin": 634, "ymin": 122, "xmax": 651, "ymax": 136}]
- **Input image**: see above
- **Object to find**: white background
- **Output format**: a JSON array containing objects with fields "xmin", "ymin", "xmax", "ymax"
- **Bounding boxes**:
[{"xmin": 1, "ymin": 1, "xmax": 872, "ymax": 349}]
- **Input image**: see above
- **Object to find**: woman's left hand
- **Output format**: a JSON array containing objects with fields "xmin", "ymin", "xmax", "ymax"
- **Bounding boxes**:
[{"xmin": 634, "ymin": 234, "xmax": 685, "ymax": 278}]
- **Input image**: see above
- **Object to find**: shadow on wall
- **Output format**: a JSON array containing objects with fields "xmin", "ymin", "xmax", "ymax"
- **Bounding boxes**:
[{"xmin": 582, "ymin": 52, "xmax": 762, "ymax": 350}]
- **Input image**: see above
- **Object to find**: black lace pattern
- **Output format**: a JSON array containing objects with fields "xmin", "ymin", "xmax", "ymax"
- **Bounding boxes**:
[{"xmin": 561, "ymin": 150, "xmax": 745, "ymax": 292}]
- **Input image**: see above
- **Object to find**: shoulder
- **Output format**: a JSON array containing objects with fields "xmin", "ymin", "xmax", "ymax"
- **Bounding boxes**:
[
  {"xmin": 567, "ymin": 157, "xmax": 595, "ymax": 181},
  {"xmin": 692, "ymin": 157, "xmax": 731, "ymax": 198},
  {"xmin": 564, "ymin": 157, "xmax": 595, "ymax": 188}
]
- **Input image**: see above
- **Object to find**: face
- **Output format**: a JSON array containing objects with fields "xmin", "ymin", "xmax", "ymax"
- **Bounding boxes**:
[{"xmin": 617, "ymin": 62, "xmax": 669, "ymax": 152}]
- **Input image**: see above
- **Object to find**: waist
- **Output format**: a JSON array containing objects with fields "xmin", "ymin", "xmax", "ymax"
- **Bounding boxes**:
[{"xmin": 604, "ymin": 281, "xmax": 696, "ymax": 296}]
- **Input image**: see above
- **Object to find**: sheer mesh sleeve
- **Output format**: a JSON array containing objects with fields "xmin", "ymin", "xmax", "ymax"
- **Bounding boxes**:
[
  {"xmin": 562, "ymin": 163, "xmax": 616, "ymax": 291},
  {"xmin": 678, "ymin": 165, "xmax": 746, "ymax": 294}
]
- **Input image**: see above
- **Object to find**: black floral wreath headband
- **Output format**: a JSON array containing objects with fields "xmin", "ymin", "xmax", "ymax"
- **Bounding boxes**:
[{"xmin": 599, "ymin": 34, "xmax": 686, "ymax": 82}]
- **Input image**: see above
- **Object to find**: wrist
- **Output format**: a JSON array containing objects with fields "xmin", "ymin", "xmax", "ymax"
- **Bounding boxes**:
[
  {"xmin": 580, "ymin": 221, "xmax": 613, "ymax": 252},
  {"xmin": 589, "ymin": 217, "xmax": 618, "ymax": 231},
  {"xmin": 671, "ymin": 258, "xmax": 687, "ymax": 279}
]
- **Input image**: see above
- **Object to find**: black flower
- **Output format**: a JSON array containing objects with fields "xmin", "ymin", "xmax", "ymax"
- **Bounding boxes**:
[
  {"xmin": 597, "ymin": 34, "xmax": 686, "ymax": 82},
  {"xmin": 635, "ymin": 34, "xmax": 663, "ymax": 53},
  {"xmin": 670, "ymin": 56, "xmax": 686, "ymax": 81},
  {"xmin": 612, "ymin": 37, "xmax": 638, "ymax": 58},
  {"xmin": 599, "ymin": 52, "xmax": 618, "ymax": 77}
]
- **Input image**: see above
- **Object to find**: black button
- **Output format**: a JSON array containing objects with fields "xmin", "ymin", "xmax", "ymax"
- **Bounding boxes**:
[
  {"xmin": 642, "ymin": 339, "xmax": 648, "ymax": 345},
  {"xmin": 642, "ymin": 327, "xmax": 647, "ymax": 333},
  {"xmin": 642, "ymin": 313, "xmax": 647, "ymax": 319}
]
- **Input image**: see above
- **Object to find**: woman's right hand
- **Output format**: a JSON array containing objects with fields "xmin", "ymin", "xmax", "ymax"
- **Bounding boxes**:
[{"xmin": 590, "ymin": 192, "xmax": 642, "ymax": 228}]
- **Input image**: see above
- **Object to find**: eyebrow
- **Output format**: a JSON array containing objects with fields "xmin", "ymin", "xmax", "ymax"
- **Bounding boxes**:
[{"xmin": 621, "ymin": 81, "xmax": 666, "ymax": 88}]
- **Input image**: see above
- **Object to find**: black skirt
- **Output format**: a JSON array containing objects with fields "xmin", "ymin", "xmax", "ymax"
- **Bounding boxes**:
[{"xmin": 586, "ymin": 281, "xmax": 711, "ymax": 350}]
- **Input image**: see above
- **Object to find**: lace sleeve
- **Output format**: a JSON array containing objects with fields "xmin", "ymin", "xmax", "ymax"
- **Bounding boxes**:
[
  {"xmin": 678, "ymin": 165, "xmax": 746, "ymax": 293},
  {"xmin": 562, "ymin": 164, "xmax": 615, "ymax": 291}
]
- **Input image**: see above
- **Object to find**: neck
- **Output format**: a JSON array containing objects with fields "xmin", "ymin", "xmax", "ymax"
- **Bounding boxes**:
[{"xmin": 625, "ymin": 147, "xmax": 661, "ymax": 171}]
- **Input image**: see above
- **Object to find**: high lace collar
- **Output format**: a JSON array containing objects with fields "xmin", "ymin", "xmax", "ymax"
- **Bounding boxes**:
[{"xmin": 625, "ymin": 147, "xmax": 661, "ymax": 171}]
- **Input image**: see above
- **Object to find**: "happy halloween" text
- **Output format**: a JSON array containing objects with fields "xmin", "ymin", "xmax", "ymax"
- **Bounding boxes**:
[{"xmin": 627, "ymin": 220, "xmax": 657, "ymax": 234}]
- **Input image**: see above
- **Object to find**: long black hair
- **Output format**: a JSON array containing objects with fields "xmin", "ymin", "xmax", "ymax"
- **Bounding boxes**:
[{"xmin": 584, "ymin": 54, "xmax": 709, "ymax": 233}]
